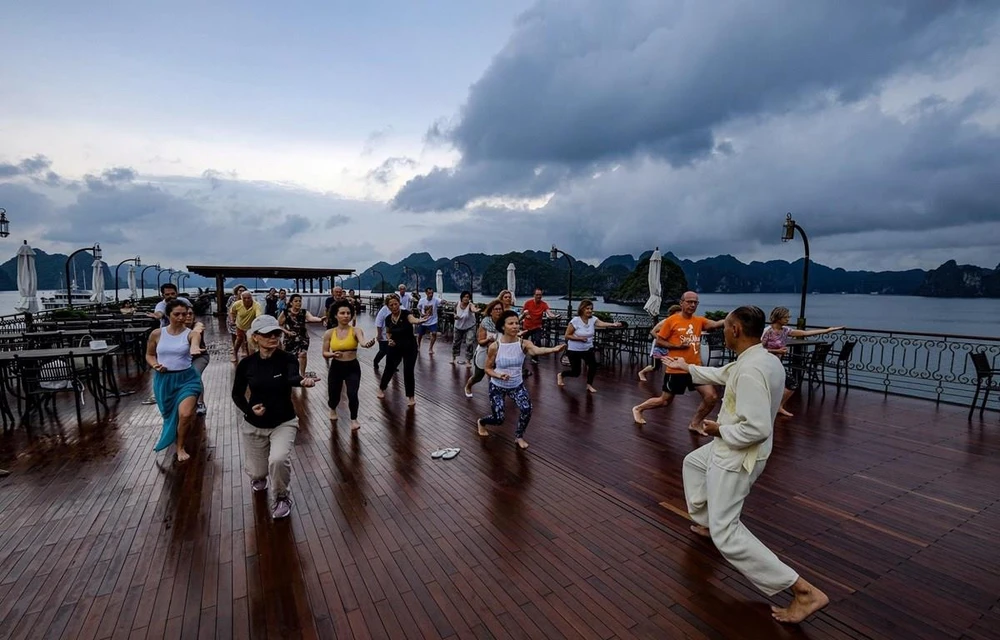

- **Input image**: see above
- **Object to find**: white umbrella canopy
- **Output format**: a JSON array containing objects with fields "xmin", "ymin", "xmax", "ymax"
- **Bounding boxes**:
[
  {"xmin": 127, "ymin": 264, "xmax": 138, "ymax": 299},
  {"xmin": 643, "ymin": 248, "xmax": 663, "ymax": 316},
  {"xmin": 506, "ymin": 263, "xmax": 517, "ymax": 306},
  {"xmin": 90, "ymin": 259, "xmax": 106, "ymax": 303},
  {"xmin": 14, "ymin": 241, "xmax": 39, "ymax": 313},
  {"xmin": 435, "ymin": 269, "xmax": 444, "ymax": 296}
]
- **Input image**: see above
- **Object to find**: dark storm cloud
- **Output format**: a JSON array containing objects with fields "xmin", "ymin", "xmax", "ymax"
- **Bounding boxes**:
[
  {"xmin": 272, "ymin": 213, "xmax": 312, "ymax": 236},
  {"xmin": 408, "ymin": 93, "xmax": 1000, "ymax": 266},
  {"xmin": 102, "ymin": 166, "xmax": 137, "ymax": 183},
  {"xmin": 0, "ymin": 154, "xmax": 53, "ymax": 179},
  {"xmin": 394, "ymin": 0, "xmax": 998, "ymax": 211}
]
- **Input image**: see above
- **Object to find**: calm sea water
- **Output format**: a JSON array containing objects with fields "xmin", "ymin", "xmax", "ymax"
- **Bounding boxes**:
[{"xmin": 2, "ymin": 290, "xmax": 996, "ymax": 338}]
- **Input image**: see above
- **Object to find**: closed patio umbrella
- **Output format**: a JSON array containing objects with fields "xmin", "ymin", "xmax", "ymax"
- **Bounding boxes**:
[
  {"xmin": 127, "ymin": 264, "xmax": 138, "ymax": 299},
  {"xmin": 506, "ymin": 263, "xmax": 517, "ymax": 306},
  {"xmin": 90, "ymin": 259, "xmax": 106, "ymax": 303},
  {"xmin": 643, "ymin": 247, "xmax": 662, "ymax": 316},
  {"xmin": 14, "ymin": 241, "xmax": 39, "ymax": 313},
  {"xmin": 435, "ymin": 269, "xmax": 444, "ymax": 296}
]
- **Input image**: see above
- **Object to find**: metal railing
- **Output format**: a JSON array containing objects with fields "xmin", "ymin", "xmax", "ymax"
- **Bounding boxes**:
[{"xmin": 353, "ymin": 296, "xmax": 1000, "ymax": 409}]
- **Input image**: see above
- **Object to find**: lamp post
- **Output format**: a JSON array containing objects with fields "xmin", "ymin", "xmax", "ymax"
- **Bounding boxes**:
[
  {"xmin": 402, "ymin": 266, "xmax": 420, "ymax": 291},
  {"xmin": 0, "ymin": 208, "xmax": 9, "ymax": 238},
  {"xmin": 353, "ymin": 271, "xmax": 362, "ymax": 292},
  {"xmin": 781, "ymin": 212, "xmax": 810, "ymax": 329},
  {"xmin": 157, "ymin": 268, "xmax": 175, "ymax": 291},
  {"xmin": 114, "ymin": 255, "xmax": 141, "ymax": 303},
  {"xmin": 549, "ymin": 245, "xmax": 575, "ymax": 316},
  {"xmin": 178, "ymin": 273, "xmax": 190, "ymax": 292},
  {"xmin": 453, "ymin": 259, "xmax": 474, "ymax": 302},
  {"xmin": 64, "ymin": 243, "xmax": 101, "ymax": 308},
  {"xmin": 368, "ymin": 268, "xmax": 385, "ymax": 294},
  {"xmin": 140, "ymin": 263, "xmax": 160, "ymax": 299}
]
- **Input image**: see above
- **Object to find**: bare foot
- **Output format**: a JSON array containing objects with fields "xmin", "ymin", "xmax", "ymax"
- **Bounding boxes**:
[
  {"xmin": 688, "ymin": 424, "xmax": 708, "ymax": 436},
  {"xmin": 407, "ymin": 397, "xmax": 416, "ymax": 407},
  {"xmin": 477, "ymin": 420, "xmax": 489, "ymax": 437},
  {"xmin": 778, "ymin": 408, "xmax": 794, "ymax": 417},
  {"xmin": 376, "ymin": 389, "xmax": 385, "ymax": 399},
  {"xmin": 515, "ymin": 438, "xmax": 529, "ymax": 449},
  {"xmin": 586, "ymin": 385, "xmax": 597, "ymax": 394},
  {"xmin": 350, "ymin": 420, "xmax": 360, "ymax": 431},
  {"xmin": 329, "ymin": 409, "xmax": 338, "ymax": 421},
  {"xmin": 632, "ymin": 406, "xmax": 646, "ymax": 425},
  {"xmin": 176, "ymin": 448, "xmax": 191, "ymax": 463},
  {"xmin": 556, "ymin": 373, "xmax": 565, "ymax": 387},
  {"xmin": 465, "ymin": 362, "xmax": 472, "ymax": 368},
  {"xmin": 771, "ymin": 578, "xmax": 829, "ymax": 624},
  {"xmin": 463, "ymin": 385, "xmax": 473, "ymax": 398},
  {"xmin": 637, "ymin": 373, "xmax": 647, "ymax": 382},
  {"xmin": 690, "ymin": 524, "xmax": 711, "ymax": 538}
]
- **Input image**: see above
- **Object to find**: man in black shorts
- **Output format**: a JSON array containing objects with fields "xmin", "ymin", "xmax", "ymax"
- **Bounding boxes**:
[{"xmin": 631, "ymin": 292, "xmax": 725, "ymax": 433}]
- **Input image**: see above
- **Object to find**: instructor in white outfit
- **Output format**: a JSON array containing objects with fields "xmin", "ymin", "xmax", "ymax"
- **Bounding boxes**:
[{"xmin": 664, "ymin": 305, "xmax": 829, "ymax": 624}]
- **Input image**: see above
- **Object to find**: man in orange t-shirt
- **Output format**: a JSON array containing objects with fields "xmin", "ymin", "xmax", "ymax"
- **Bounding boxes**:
[
  {"xmin": 520, "ymin": 288, "xmax": 559, "ymax": 359},
  {"xmin": 632, "ymin": 291, "xmax": 725, "ymax": 433}
]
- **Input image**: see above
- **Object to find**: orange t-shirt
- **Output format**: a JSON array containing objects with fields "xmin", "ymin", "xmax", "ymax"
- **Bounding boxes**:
[
  {"xmin": 521, "ymin": 299, "xmax": 549, "ymax": 331},
  {"xmin": 657, "ymin": 314, "xmax": 709, "ymax": 373}
]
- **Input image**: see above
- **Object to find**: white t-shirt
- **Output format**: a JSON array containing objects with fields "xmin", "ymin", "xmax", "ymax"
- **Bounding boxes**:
[
  {"xmin": 567, "ymin": 316, "xmax": 597, "ymax": 351},
  {"xmin": 374, "ymin": 305, "xmax": 391, "ymax": 340},
  {"xmin": 454, "ymin": 302, "xmax": 477, "ymax": 330},
  {"xmin": 417, "ymin": 296, "xmax": 441, "ymax": 324},
  {"xmin": 399, "ymin": 292, "xmax": 414, "ymax": 310}
]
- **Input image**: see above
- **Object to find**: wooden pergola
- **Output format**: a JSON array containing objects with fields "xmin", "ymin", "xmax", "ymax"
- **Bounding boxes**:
[{"xmin": 186, "ymin": 264, "xmax": 356, "ymax": 316}]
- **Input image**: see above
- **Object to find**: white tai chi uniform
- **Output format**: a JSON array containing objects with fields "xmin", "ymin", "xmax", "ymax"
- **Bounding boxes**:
[{"xmin": 683, "ymin": 343, "xmax": 799, "ymax": 596}]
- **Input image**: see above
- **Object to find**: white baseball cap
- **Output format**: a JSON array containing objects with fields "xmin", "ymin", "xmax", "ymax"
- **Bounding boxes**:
[{"xmin": 249, "ymin": 315, "xmax": 282, "ymax": 336}]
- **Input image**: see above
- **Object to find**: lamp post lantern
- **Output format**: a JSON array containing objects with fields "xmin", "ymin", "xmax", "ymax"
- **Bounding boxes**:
[
  {"xmin": 64, "ymin": 243, "xmax": 101, "ymax": 308},
  {"xmin": 781, "ymin": 212, "xmax": 810, "ymax": 329},
  {"xmin": 140, "ymin": 263, "xmax": 160, "ymax": 299},
  {"xmin": 0, "ymin": 208, "xmax": 9, "ymax": 238},
  {"xmin": 453, "ymin": 259, "xmax": 474, "ymax": 302},
  {"xmin": 549, "ymin": 245, "xmax": 575, "ymax": 316},
  {"xmin": 114, "ymin": 255, "xmax": 141, "ymax": 303}
]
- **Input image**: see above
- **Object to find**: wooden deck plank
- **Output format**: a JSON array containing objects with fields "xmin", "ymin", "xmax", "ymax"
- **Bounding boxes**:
[{"xmin": 1, "ymin": 315, "xmax": 998, "ymax": 639}]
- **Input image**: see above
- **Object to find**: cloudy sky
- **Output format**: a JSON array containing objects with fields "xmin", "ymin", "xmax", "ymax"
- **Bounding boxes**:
[{"xmin": 2, "ymin": 0, "xmax": 999, "ymax": 274}]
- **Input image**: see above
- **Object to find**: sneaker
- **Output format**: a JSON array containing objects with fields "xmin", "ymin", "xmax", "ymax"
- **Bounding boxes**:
[
  {"xmin": 271, "ymin": 497, "xmax": 292, "ymax": 519},
  {"xmin": 141, "ymin": 395, "xmax": 157, "ymax": 405},
  {"xmin": 196, "ymin": 401, "xmax": 207, "ymax": 416},
  {"xmin": 531, "ymin": 357, "xmax": 539, "ymax": 364},
  {"xmin": 251, "ymin": 477, "xmax": 268, "ymax": 492}
]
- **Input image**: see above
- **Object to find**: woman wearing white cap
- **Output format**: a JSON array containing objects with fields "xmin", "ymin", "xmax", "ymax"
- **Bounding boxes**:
[
  {"xmin": 146, "ymin": 299, "xmax": 205, "ymax": 462},
  {"xmin": 231, "ymin": 315, "xmax": 316, "ymax": 520}
]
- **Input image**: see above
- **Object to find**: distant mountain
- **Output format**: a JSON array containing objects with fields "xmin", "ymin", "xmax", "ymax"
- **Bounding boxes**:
[
  {"xmin": 915, "ymin": 261, "xmax": 1000, "ymax": 297},
  {"xmin": 356, "ymin": 251, "xmax": 998, "ymax": 300},
  {"xmin": 0, "ymin": 248, "xmax": 114, "ymax": 292}
]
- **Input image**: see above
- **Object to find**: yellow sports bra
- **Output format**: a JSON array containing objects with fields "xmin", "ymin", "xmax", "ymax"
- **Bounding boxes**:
[{"xmin": 329, "ymin": 326, "xmax": 359, "ymax": 351}]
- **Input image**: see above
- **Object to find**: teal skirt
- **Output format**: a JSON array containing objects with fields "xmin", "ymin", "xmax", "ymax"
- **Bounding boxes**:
[{"xmin": 153, "ymin": 367, "xmax": 203, "ymax": 451}]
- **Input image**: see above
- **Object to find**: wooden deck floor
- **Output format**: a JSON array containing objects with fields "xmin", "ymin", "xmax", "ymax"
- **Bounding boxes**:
[{"xmin": 1, "ymin": 316, "xmax": 998, "ymax": 640}]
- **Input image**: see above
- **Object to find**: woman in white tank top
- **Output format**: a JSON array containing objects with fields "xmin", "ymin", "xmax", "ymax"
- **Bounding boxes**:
[
  {"xmin": 477, "ymin": 310, "xmax": 566, "ymax": 449},
  {"xmin": 146, "ymin": 299, "xmax": 205, "ymax": 462}
]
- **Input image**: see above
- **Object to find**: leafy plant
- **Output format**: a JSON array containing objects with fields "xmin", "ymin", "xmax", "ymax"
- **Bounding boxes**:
[{"xmin": 704, "ymin": 310, "xmax": 728, "ymax": 321}]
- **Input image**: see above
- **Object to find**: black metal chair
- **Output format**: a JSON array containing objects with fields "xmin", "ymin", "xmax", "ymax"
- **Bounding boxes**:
[
  {"xmin": 828, "ymin": 340, "xmax": 857, "ymax": 389},
  {"xmin": 704, "ymin": 331, "xmax": 730, "ymax": 366},
  {"xmin": 803, "ymin": 342, "xmax": 833, "ymax": 393},
  {"xmin": 969, "ymin": 352, "xmax": 999, "ymax": 420},
  {"xmin": 11, "ymin": 353, "xmax": 94, "ymax": 434}
]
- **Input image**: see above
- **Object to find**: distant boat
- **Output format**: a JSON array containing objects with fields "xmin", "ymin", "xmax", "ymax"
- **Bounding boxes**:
[{"xmin": 870, "ymin": 292, "xmax": 880, "ymax": 295}]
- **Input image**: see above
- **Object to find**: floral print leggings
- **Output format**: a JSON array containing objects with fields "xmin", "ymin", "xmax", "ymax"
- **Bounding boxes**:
[{"xmin": 480, "ymin": 383, "xmax": 532, "ymax": 439}]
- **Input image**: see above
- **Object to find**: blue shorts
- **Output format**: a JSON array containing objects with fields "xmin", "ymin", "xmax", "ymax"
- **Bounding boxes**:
[{"xmin": 417, "ymin": 323, "xmax": 438, "ymax": 336}]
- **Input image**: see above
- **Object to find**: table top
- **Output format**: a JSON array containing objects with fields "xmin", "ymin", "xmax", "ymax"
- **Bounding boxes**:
[{"xmin": 0, "ymin": 344, "xmax": 120, "ymax": 361}]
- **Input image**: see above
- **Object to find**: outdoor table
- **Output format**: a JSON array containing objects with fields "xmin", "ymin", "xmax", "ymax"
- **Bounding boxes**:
[{"xmin": 0, "ymin": 345, "xmax": 122, "ymax": 430}]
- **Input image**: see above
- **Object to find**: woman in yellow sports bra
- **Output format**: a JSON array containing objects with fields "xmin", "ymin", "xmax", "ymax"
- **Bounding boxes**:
[{"xmin": 322, "ymin": 300, "xmax": 376, "ymax": 430}]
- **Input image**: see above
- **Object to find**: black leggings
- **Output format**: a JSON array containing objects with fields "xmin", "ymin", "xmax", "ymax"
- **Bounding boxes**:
[
  {"xmin": 562, "ymin": 349, "xmax": 597, "ymax": 385},
  {"xmin": 380, "ymin": 345, "xmax": 417, "ymax": 397},
  {"xmin": 328, "ymin": 359, "xmax": 362, "ymax": 419},
  {"xmin": 373, "ymin": 340, "xmax": 389, "ymax": 367}
]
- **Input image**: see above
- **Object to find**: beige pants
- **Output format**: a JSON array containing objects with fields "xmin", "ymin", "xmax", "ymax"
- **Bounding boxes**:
[
  {"xmin": 242, "ymin": 419, "xmax": 297, "ymax": 499},
  {"xmin": 683, "ymin": 442, "xmax": 799, "ymax": 596}
]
